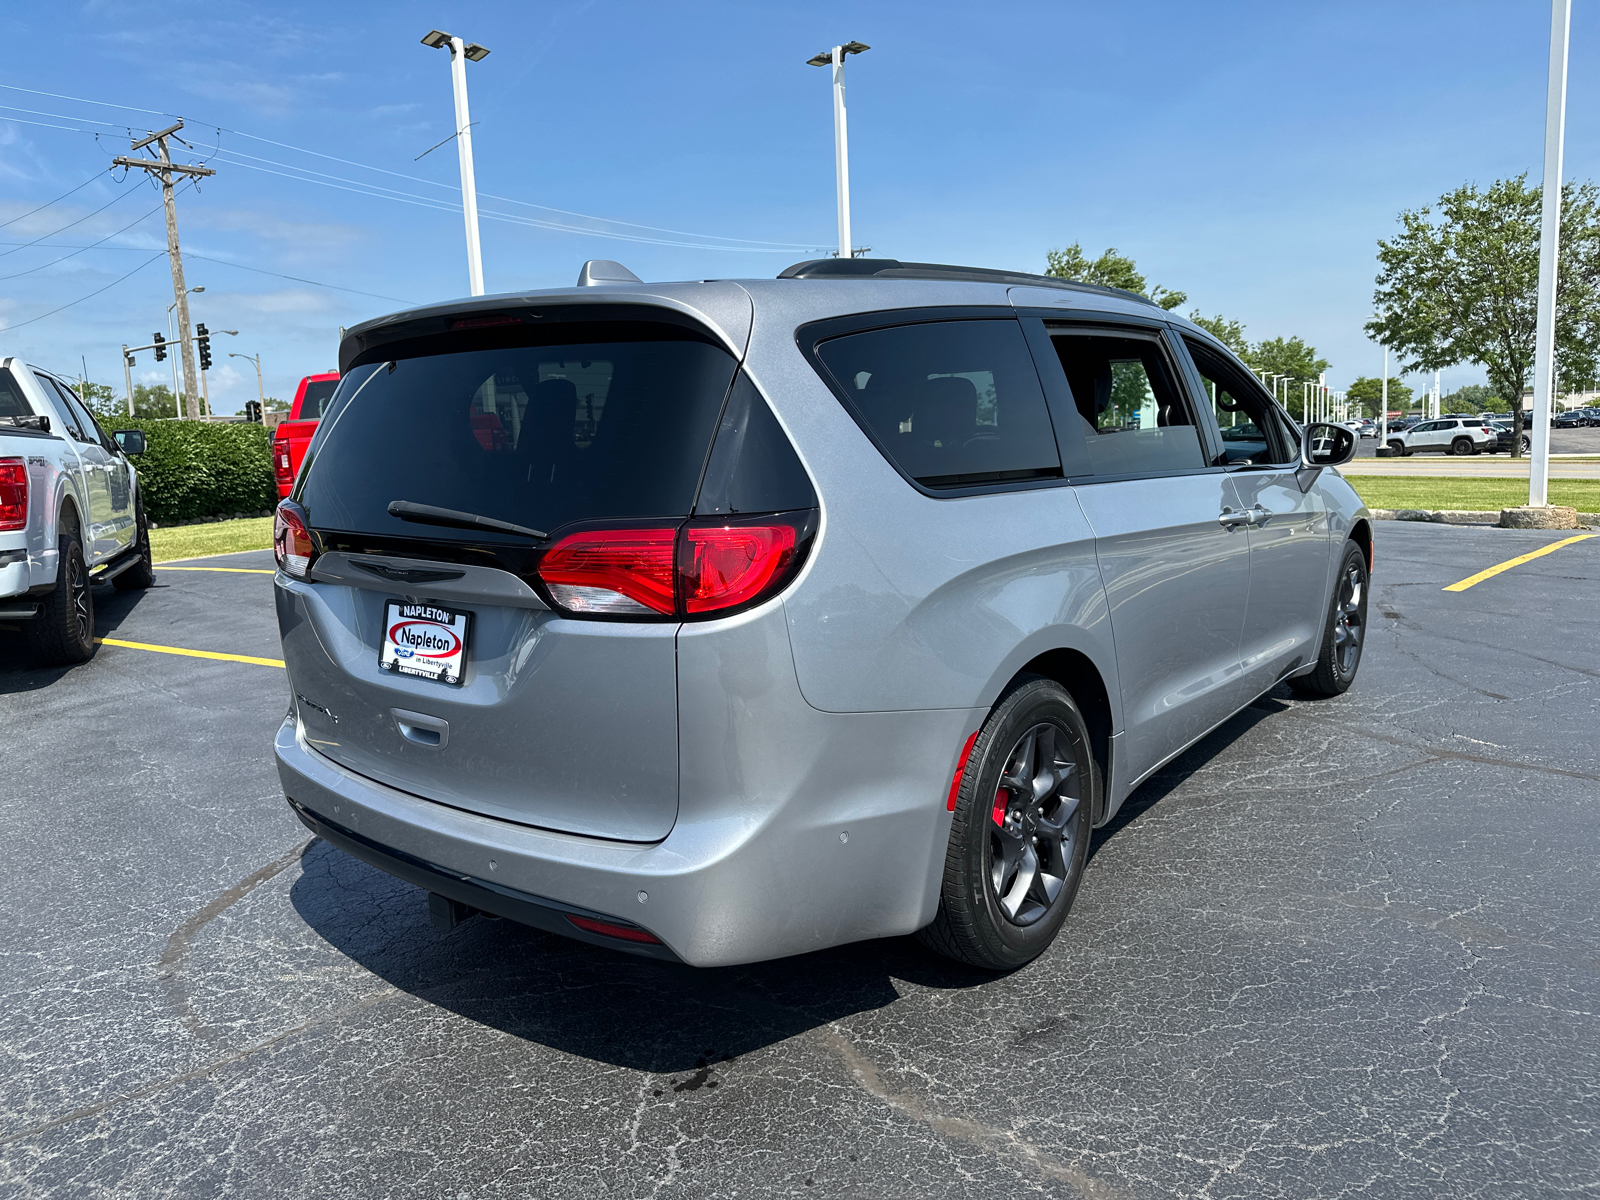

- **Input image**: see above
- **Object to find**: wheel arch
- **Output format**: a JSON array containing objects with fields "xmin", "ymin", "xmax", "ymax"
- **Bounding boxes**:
[
  {"xmin": 1347, "ymin": 517, "xmax": 1373, "ymax": 571},
  {"xmin": 997, "ymin": 648, "xmax": 1114, "ymax": 825},
  {"xmin": 56, "ymin": 491, "xmax": 82, "ymax": 537}
]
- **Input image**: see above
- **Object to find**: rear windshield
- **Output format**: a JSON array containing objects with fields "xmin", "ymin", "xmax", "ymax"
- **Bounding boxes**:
[
  {"xmin": 297, "ymin": 378, "xmax": 339, "ymax": 419},
  {"xmin": 298, "ymin": 333, "xmax": 737, "ymax": 541}
]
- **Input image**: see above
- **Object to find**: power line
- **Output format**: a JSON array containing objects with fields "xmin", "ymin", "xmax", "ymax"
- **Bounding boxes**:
[
  {"xmin": 182, "ymin": 253, "xmax": 418, "ymax": 305},
  {"xmin": 0, "ymin": 182, "xmax": 144, "ymax": 259},
  {"xmin": 1, "ymin": 252, "xmax": 166, "ymax": 331},
  {"xmin": 0, "ymin": 82, "xmax": 823, "ymax": 252},
  {"xmin": 0, "ymin": 195, "xmax": 168, "ymax": 281},
  {"xmin": 0, "ymin": 172, "xmax": 106, "ymax": 231}
]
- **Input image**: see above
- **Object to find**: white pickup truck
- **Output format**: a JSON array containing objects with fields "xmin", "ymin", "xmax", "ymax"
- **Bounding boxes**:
[{"xmin": 1, "ymin": 357, "xmax": 154, "ymax": 664}]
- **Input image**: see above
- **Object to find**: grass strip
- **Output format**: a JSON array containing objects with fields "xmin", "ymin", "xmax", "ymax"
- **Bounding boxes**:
[
  {"xmin": 149, "ymin": 517, "xmax": 274, "ymax": 564},
  {"xmin": 1347, "ymin": 476, "xmax": 1600, "ymax": 513}
]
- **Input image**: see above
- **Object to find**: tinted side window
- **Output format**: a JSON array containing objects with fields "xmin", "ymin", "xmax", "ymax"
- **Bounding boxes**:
[
  {"xmin": 55, "ymin": 381, "xmax": 117, "ymax": 452},
  {"xmin": 1046, "ymin": 331, "xmax": 1204, "ymax": 475},
  {"xmin": 813, "ymin": 319, "xmax": 1060, "ymax": 488},
  {"xmin": 0, "ymin": 369, "xmax": 32, "ymax": 419},
  {"xmin": 695, "ymin": 372, "xmax": 817, "ymax": 515},
  {"xmin": 35, "ymin": 373, "xmax": 87, "ymax": 441},
  {"xmin": 1183, "ymin": 338, "xmax": 1296, "ymax": 465}
]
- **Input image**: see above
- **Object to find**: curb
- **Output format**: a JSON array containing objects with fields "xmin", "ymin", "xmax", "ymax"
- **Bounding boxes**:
[{"xmin": 1370, "ymin": 508, "xmax": 1600, "ymax": 527}]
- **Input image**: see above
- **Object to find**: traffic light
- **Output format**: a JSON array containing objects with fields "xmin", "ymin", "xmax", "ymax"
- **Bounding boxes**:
[
  {"xmin": 244, "ymin": 400, "xmax": 262, "ymax": 424},
  {"xmin": 125, "ymin": 351, "xmax": 135, "ymax": 367},
  {"xmin": 153, "ymin": 332, "xmax": 166, "ymax": 362},
  {"xmin": 196, "ymin": 324, "xmax": 212, "ymax": 371}
]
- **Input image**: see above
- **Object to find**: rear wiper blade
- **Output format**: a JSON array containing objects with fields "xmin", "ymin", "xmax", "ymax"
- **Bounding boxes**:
[{"xmin": 387, "ymin": 500, "xmax": 548, "ymax": 541}]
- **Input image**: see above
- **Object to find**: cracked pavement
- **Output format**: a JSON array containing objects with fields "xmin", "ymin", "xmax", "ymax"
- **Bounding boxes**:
[{"xmin": 3, "ymin": 526, "xmax": 1598, "ymax": 1198}]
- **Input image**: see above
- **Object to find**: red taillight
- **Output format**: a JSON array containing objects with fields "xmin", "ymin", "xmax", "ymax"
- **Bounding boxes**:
[
  {"xmin": 682, "ymin": 524, "xmax": 797, "ymax": 614},
  {"xmin": 273, "ymin": 500, "xmax": 316, "ymax": 579},
  {"xmin": 535, "ymin": 518, "xmax": 810, "ymax": 619},
  {"xmin": 0, "ymin": 457, "xmax": 27, "ymax": 533},
  {"xmin": 538, "ymin": 528, "xmax": 677, "ymax": 615},
  {"xmin": 273, "ymin": 432, "xmax": 294, "ymax": 485},
  {"xmin": 565, "ymin": 914, "xmax": 662, "ymax": 945}
]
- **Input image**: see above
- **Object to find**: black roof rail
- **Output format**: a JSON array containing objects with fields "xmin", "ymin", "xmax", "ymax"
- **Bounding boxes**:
[{"xmin": 776, "ymin": 257, "xmax": 1158, "ymax": 307}]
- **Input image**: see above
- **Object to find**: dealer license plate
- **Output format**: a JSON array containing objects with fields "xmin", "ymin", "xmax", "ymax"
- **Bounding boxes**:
[{"xmin": 379, "ymin": 600, "xmax": 471, "ymax": 685}]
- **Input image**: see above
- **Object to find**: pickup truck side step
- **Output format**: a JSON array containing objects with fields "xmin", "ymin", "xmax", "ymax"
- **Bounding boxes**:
[
  {"xmin": 0, "ymin": 603, "xmax": 40, "ymax": 619},
  {"xmin": 90, "ymin": 548, "xmax": 143, "ymax": 584}
]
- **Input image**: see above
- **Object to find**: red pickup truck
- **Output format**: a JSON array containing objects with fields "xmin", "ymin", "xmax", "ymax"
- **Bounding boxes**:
[{"xmin": 272, "ymin": 372, "xmax": 339, "ymax": 498}]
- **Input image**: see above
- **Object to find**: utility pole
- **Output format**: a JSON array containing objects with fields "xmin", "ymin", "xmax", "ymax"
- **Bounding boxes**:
[
  {"xmin": 113, "ymin": 121, "xmax": 215, "ymax": 419},
  {"xmin": 1380, "ymin": 349, "xmax": 1389, "ymax": 444},
  {"xmin": 122, "ymin": 345, "xmax": 133, "ymax": 416},
  {"xmin": 807, "ymin": 41, "xmax": 870, "ymax": 259}
]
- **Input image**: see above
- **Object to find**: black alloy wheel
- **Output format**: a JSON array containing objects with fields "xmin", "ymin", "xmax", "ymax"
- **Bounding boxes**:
[
  {"xmin": 27, "ymin": 531, "xmax": 96, "ymax": 665},
  {"xmin": 1290, "ymin": 540, "xmax": 1368, "ymax": 697},
  {"xmin": 1451, "ymin": 437, "xmax": 1475, "ymax": 456},
  {"xmin": 919, "ymin": 677, "xmax": 1098, "ymax": 970}
]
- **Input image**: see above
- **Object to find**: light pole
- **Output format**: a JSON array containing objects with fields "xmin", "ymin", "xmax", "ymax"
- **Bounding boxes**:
[
  {"xmin": 1529, "ymin": 0, "xmax": 1570, "ymax": 503},
  {"xmin": 229, "ymin": 351, "xmax": 264, "ymax": 418},
  {"xmin": 421, "ymin": 29, "xmax": 490, "ymax": 296},
  {"xmin": 807, "ymin": 40, "xmax": 870, "ymax": 260}
]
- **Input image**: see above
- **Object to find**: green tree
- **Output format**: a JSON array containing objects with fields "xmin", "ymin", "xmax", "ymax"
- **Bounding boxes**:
[
  {"xmin": 1345, "ymin": 375, "xmax": 1415, "ymax": 417},
  {"xmin": 77, "ymin": 381, "xmax": 121, "ymax": 420},
  {"xmin": 1250, "ymin": 336, "xmax": 1331, "ymax": 422},
  {"xmin": 1365, "ymin": 175, "xmax": 1600, "ymax": 458},
  {"xmin": 262, "ymin": 395, "xmax": 290, "ymax": 413},
  {"xmin": 1187, "ymin": 312, "xmax": 1250, "ymax": 359},
  {"xmin": 1442, "ymin": 383, "xmax": 1503, "ymax": 412},
  {"xmin": 1045, "ymin": 244, "xmax": 1187, "ymax": 310}
]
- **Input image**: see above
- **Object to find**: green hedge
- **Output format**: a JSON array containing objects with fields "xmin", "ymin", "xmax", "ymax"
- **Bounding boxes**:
[{"xmin": 110, "ymin": 418, "xmax": 276, "ymax": 523}]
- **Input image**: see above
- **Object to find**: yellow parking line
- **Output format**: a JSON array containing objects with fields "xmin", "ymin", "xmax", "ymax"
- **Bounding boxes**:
[
  {"xmin": 158, "ymin": 566, "xmax": 275, "ymax": 574},
  {"xmin": 1442, "ymin": 533, "xmax": 1596, "ymax": 592},
  {"xmin": 94, "ymin": 637, "xmax": 285, "ymax": 668}
]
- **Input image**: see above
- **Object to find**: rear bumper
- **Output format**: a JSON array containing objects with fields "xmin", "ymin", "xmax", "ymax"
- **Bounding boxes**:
[
  {"xmin": 276, "ymin": 649, "xmax": 979, "ymax": 968},
  {"xmin": 285, "ymin": 796, "xmax": 681, "ymax": 961}
]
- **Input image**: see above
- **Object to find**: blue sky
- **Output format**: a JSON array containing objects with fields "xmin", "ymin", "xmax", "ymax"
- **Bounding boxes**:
[{"xmin": 2, "ymin": 1, "xmax": 1596, "ymax": 411}]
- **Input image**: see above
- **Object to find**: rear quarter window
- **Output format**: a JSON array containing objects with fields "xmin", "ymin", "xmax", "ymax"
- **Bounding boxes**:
[
  {"xmin": 297, "ymin": 378, "xmax": 340, "ymax": 419},
  {"xmin": 812, "ymin": 319, "xmax": 1061, "ymax": 489}
]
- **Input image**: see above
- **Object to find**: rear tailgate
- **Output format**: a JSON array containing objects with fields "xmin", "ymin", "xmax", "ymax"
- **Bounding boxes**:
[{"xmin": 279, "ymin": 305, "xmax": 743, "ymax": 842}]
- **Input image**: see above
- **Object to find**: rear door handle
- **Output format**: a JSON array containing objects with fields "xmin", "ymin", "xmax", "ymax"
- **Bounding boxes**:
[
  {"xmin": 1248, "ymin": 505, "xmax": 1273, "ymax": 525},
  {"xmin": 1218, "ymin": 509, "xmax": 1252, "ymax": 528}
]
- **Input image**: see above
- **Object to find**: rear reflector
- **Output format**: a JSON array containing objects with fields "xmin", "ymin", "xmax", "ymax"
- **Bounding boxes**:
[
  {"xmin": 0, "ymin": 457, "xmax": 27, "ymax": 533},
  {"xmin": 538, "ymin": 528, "xmax": 677, "ymax": 614},
  {"xmin": 565, "ymin": 914, "xmax": 663, "ymax": 945},
  {"xmin": 273, "ymin": 500, "xmax": 316, "ymax": 579},
  {"xmin": 947, "ymin": 729, "xmax": 981, "ymax": 812}
]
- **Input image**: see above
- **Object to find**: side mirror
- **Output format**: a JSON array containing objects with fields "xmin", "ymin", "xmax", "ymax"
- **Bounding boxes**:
[
  {"xmin": 112, "ymin": 429, "xmax": 147, "ymax": 455},
  {"xmin": 1302, "ymin": 422, "xmax": 1356, "ymax": 467}
]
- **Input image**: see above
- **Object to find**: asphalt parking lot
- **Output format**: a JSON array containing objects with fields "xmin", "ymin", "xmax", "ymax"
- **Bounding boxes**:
[{"xmin": 4, "ymin": 525, "xmax": 1598, "ymax": 1199}]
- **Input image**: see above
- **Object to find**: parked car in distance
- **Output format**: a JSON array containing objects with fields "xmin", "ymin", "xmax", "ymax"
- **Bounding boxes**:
[
  {"xmin": 1385, "ymin": 417, "xmax": 1500, "ymax": 456},
  {"xmin": 1554, "ymin": 410, "xmax": 1590, "ymax": 428},
  {"xmin": 1486, "ymin": 421, "xmax": 1530, "ymax": 455},
  {"xmin": 271, "ymin": 371, "xmax": 339, "ymax": 498},
  {"xmin": 0, "ymin": 358, "xmax": 154, "ymax": 664},
  {"xmin": 272, "ymin": 256, "xmax": 1372, "ymax": 971}
]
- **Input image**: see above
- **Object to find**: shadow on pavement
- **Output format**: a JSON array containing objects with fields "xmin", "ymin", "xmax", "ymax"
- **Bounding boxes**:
[
  {"xmin": 0, "ymin": 579, "xmax": 161, "ymax": 691},
  {"xmin": 288, "ymin": 836, "xmax": 996, "ymax": 1076},
  {"xmin": 283, "ymin": 690, "xmax": 1315, "ymax": 1074}
]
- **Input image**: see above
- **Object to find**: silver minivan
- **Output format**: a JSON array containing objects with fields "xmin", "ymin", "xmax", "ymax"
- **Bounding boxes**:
[{"xmin": 273, "ymin": 258, "xmax": 1370, "ymax": 970}]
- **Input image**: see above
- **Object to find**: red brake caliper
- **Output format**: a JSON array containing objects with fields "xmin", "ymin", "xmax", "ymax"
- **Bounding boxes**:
[{"xmin": 992, "ymin": 787, "xmax": 1009, "ymax": 827}]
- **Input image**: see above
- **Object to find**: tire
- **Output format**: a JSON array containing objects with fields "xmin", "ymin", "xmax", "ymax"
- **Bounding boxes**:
[
  {"xmin": 1451, "ymin": 437, "xmax": 1474, "ymax": 456},
  {"xmin": 113, "ymin": 497, "xmax": 156, "ymax": 591},
  {"xmin": 918, "ymin": 677, "xmax": 1098, "ymax": 970},
  {"xmin": 1386, "ymin": 440, "xmax": 1405, "ymax": 456},
  {"xmin": 27, "ymin": 531, "xmax": 95, "ymax": 666},
  {"xmin": 1289, "ymin": 541, "xmax": 1368, "ymax": 698}
]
